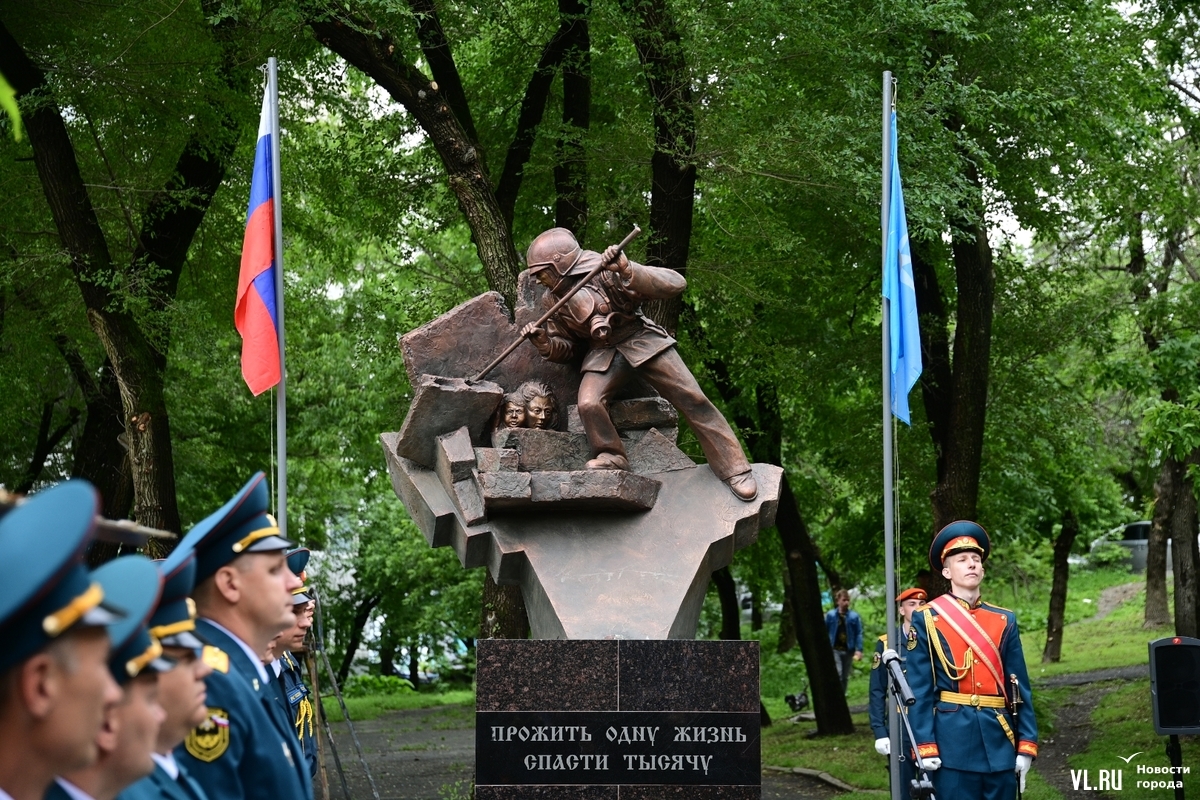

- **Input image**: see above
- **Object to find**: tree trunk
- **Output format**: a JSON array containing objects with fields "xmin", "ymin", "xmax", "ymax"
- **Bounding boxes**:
[
  {"xmin": 308, "ymin": 6, "xmax": 521, "ymax": 304},
  {"xmin": 1042, "ymin": 509, "xmax": 1078, "ymax": 663},
  {"xmin": 379, "ymin": 623, "xmax": 397, "ymax": 676},
  {"xmin": 712, "ymin": 566, "xmax": 741, "ymax": 640},
  {"xmin": 778, "ymin": 472, "xmax": 855, "ymax": 735},
  {"xmin": 407, "ymin": 641, "xmax": 421, "ymax": 689},
  {"xmin": 337, "ymin": 594, "xmax": 381, "ymax": 684},
  {"xmin": 481, "ymin": 574, "xmax": 529, "ymax": 640},
  {"xmin": 911, "ymin": 225, "xmax": 994, "ymax": 534},
  {"xmin": 1171, "ymin": 449, "xmax": 1200, "ymax": 638},
  {"xmin": 1147, "ymin": 459, "xmax": 1175, "ymax": 628},
  {"xmin": 554, "ymin": 0, "xmax": 590, "ymax": 237},
  {"xmin": 776, "ymin": 569, "xmax": 797, "ymax": 653},
  {"xmin": 618, "ymin": 0, "xmax": 696, "ymax": 334}
]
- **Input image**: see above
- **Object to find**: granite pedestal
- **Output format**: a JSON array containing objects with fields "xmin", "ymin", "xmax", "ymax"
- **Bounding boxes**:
[{"xmin": 475, "ymin": 639, "xmax": 761, "ymax": 799}]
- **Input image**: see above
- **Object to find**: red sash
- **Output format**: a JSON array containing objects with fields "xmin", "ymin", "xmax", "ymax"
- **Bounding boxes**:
[{"xmin": 928, "ymin": 595, "xmax": 1008, "ymax": 702}]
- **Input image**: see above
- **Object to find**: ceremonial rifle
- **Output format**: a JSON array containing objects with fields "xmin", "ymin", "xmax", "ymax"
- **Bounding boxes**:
[{"xmin": 1011, "ymin": 673, "xmax": 1023, "ymax": 800}]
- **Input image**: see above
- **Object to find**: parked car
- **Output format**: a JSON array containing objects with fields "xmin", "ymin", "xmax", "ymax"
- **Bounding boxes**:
[{"xmin": 1090, "ymin": 521, "xmax": 1158, "ymax": 573}]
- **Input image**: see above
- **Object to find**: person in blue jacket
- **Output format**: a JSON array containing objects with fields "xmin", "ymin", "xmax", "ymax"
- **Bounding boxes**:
[
  {"xmin": 907, "ymin": 521, "xmax": 1038, "ymax": 799},
  {"xmin": 170, "ymin": 473, "xmax": 310, "ymax": 800},
  {"xmin": 868, "ymin": 587, "xmax": 927, "ymax": 786},
  {"xmin": 824, "ymin": 589, "xmax": 862, "ymax": 694}
]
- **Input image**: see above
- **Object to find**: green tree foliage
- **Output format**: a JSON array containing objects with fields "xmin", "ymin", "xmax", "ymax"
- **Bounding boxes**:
[{"xmin": 3, "ymin": 0, "xmax": 1198, "ymax": 687}]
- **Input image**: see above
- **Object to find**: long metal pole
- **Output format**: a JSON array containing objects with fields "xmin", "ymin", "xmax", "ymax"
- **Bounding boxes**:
[
  {"xmin": 267, "ymin": 57, "xmax": 288, "ymax": 540},
  {"xmin": 882, "ymin": 70, "xmax": 903, "ymax": 800}
]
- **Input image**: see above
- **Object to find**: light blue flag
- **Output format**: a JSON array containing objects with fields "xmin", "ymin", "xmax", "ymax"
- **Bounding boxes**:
[{"xmin": 882, "ymin": 110, "xmax": 922, "ymax": 424}]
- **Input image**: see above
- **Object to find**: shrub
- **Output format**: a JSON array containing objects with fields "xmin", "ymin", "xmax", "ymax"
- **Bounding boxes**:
[
  {"xmin": 342, "ymin": 674, "xmax": 415, "ymax": 697},
  {"xmin": 1089, "ymin": 542, "xmax": 1131, "ymax": 569}
]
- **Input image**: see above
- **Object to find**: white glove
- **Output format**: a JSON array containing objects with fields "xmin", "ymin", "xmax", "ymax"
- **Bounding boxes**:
[
  {"xmin": 923, "ymin": 757, "xmax": 942, "ymax": 771},
  {"xmin": 1016, "ymin": 754, "xmax": 1033, "ymax": 791},
  {"xmin": 874, "ymin": 737, "xmax": 890, "ymax": 756}
]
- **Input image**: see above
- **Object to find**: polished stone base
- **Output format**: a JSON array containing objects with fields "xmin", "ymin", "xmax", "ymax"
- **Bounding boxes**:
[{"xmin": 475, "ymin": 640, "xmax": 761, "ymax": 799}]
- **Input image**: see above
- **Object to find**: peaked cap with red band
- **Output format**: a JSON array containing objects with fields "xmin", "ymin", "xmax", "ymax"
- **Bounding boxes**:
[
  {"xmin": 896, "ymin": 587, "xmax": 928, "ymax": 603},
  {"xmin": 928, "ymin": 520, "xmax": 991, "ymax": 571}
]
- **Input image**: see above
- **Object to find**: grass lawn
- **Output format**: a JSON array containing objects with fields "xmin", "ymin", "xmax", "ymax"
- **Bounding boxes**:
[
  {"xmin": 321, "ymin": 688, "xmax": 475, "ymax": 721},
  {"xmin": 1023, "ymin": 582, "xmax": 1170, "ymax": 680}
]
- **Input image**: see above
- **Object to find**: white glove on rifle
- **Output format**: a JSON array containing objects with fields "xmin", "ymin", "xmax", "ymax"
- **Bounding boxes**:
[
  {"xmin": 1016, "ymin": 754, "xmax": 1033, "ymax": 791},
  {"xmin": 923, "ymin": 757, "xmax": 942, "ymax": 771},
  {"xmin": 874, "ymin": 737, "xmax": 890, "ymax": 756}
]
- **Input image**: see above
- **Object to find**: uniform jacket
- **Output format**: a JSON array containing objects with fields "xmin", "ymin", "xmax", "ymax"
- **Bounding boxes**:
[
  {"xmin": 823, "ymin": 608, "xmax": 863, "ymax": 652},
  {"xmin": 906, "ymin": 595, "xmax": 1038, "ymax": 773},
  {"xmin": 278, "ymin": 652, "xmax": 317, "ymax": 778},
  {"xmin": 536, "ymin": 254, "xmax": 686, "ymax": 373},
  {"xmin": 868, "ymin": 629, "xmax": 917, "ymax": 745},
  {"xmin": 174, "ymin": 620, "xmax": 311, "ymax": 800},
  {"xmin": 117, "ymin": 762, "xmax": 209, "ymax": 800}
]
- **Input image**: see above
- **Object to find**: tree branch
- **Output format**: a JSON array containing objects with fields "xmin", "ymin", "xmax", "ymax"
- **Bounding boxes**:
[
  {"xmin": 406, "ymin": 0, "xmax": 480, "ymax": 147},
  {"xmin": 494, "ymin": 20, "xmax": 573, "ymax": 228},
  {"xmin": 307, "ymin": 3, "xmax": 520, "ymax": 304}
]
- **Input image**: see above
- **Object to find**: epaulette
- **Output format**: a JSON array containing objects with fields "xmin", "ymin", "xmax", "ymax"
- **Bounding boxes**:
[
  {"xmin": 877, "ymin": 633, "xmax": 888, "ymax": 644},
  {"xmin": 979, "ymin": 600, "xmax": 1014, "ymax": 613},
  {"xmin": 202, "ymin": 645, "xmax": 230, "ymax": 673}
]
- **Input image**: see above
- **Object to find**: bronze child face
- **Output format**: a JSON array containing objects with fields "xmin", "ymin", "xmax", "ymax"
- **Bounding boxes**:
[
  {"xmin": 503, "ymin": 399, "xmax": 527, "ymax": 429},
  {"xmin": 525, "ymin": 395, "xmax": 554, "ymax": 430}
]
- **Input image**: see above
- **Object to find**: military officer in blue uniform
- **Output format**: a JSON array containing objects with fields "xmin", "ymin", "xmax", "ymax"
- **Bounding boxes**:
[
  {"xmin": 0, "ymin": 481, "xmax": 127, "ymax": 800},
  {"xmin": 869, "ymin": 585, "xmax": 927, "ymax": 780},
  {"xmin": 49, "ymin": 556, "xmax": 176, "ymax": 800},
  {"xmin": 170, "ymin": 473, "xmax": 310, "ymax": 800},
  {"xmin": 275, "ymin": 550, "xmax": 316, "ymax": 778},
  {"xmin": 907, "ymin": 521, "xmax": 1038, "ymax": 799},
  {"xmin": 118, "ymin": 551, "xmax": 215, "ymax": 800}
]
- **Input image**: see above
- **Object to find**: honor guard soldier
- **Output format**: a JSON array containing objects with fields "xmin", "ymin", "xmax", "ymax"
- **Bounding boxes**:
[
  {"xmin": 118, "ymin": 551, "xmax": 215, "ymax": 800},
  {"xmin": 0, "ymin": 481, "xmax": 126, "ymax": 800},
  {"xmin": 49, "ymin": 556, "xmax": 176, "ymax": 800},
  {"xmin": 275, "ymin": 550, "xmax": 316, "ymax": 778},
  {"xmin": 907, "ymin": 521, "xmax": 1038, "ymax": 798},
  {"xmin": 170, "ymin": 473, "xmax": 310, "ymax": 800},
  {"xmin": 869, "ymin": 586, "xmax": 927, "ymax": 771}
]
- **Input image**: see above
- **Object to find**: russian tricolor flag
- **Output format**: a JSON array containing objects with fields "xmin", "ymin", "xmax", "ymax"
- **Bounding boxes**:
[{"xmin": 235, "ymin": 88, "xmax": 282, "ymax": 396}]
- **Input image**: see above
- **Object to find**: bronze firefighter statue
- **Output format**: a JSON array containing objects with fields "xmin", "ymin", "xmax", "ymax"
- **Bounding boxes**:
[{"xmin": 519, "ymin": 227, "xmax": 758, "ymax": 501}]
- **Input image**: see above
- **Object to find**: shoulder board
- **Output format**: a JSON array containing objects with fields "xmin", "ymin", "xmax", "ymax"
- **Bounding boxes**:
[
  {"xmin": 980, "ymin": 600, "xmax": 1015, "ymax": 613},
  {"xmin": 202, "ymin": 645, "xmax": 230, "ymax": 673},
  {"xmin": 877, "ymin": 633, "xmax": 888, "ymax": 644}
]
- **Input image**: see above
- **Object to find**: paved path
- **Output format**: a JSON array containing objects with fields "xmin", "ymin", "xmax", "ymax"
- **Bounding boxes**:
[{"xmin": 321, "ymin": 706, "xmax": 843, "ymax": 800}]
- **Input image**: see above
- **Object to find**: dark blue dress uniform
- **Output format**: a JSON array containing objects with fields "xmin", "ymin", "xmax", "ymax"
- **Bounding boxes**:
[
  {"xmin": 117, "ymin": 552, "xmax": 214, "ymax": 800},
  {"xmin": 169, "ymin": 473, "xmax": 312, "ymax": 800},
  {"xmin": 278, "ymin": 651, "xmax": 316, "ymax": 777},
  {"xmin": 868, "ymin": 630, "xmax": 916, "ymax": 761},
  {"xmin": 117, "ymin": 761, "xmax": 209, "ymax": 800},
  {"xmin": 278, "ymin": 547, "xmax": 318, "ymax": 777},
  {"xmin": 907, "ymin": 522, "xmax": 1038, "ymax": 800},
  {"xmin": 47, "ymin": 557, "xmax": 174, "ymax": 800}
]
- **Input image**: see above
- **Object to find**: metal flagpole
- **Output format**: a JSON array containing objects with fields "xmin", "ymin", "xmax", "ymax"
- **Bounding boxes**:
[
  {"xmin": 267, "ymin": 57, "xmax": 288, "ymax": 540},
  {"xmin": 882, "ymin": 70, "xmax": 903, "ymax": 800}
]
